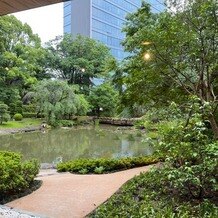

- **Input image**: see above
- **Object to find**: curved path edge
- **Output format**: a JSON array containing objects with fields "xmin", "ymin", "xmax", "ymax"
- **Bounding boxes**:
[{"xmin": 6, "ymin": 165, "xmax": 156, "ymax": 218}]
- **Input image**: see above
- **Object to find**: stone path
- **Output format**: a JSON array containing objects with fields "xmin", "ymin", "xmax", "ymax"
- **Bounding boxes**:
[{"xmin": 5, "ymin": 165, "xmax": 154, "ymax": 218}]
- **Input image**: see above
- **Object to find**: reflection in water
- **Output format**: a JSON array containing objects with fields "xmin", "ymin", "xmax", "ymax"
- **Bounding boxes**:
[{"xmin": 0, "ymin": 125, "xmax": 153, "ymax": 164}]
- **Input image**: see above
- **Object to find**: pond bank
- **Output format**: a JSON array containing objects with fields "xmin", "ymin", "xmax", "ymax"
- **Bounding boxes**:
[
  {"xmin": 0, "ymin": 126, "xmax": 42, "ymax": 135},
  {"xmin": 0, "ymin": 117, "xmax": 142, "ymax": 135}
]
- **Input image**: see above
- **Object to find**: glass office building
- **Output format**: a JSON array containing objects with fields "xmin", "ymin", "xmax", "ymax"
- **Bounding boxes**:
[{"xmin": 64, "ymin": 0, "xmax": 165, "ymax": 60}]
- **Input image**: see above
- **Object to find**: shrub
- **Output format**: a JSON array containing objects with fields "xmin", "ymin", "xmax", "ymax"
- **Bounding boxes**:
[
  {"xmin": 22, "ymin": 104, "xmax": 36, "ymax": 113},
  {"xmin": 13, "ymin": 113, "xmax": 23, "ymax": 121},
  {"xmin": 57, "ymin": 155, "xmax": 159, "ymax": 174},
  {"xmin": 94, "ymin": 166, "xmax": 105, "ymax": 174},
  {"xmin": 0, "ymin": 151, "xmax": 39, "ymax": 201},
  {"xmin": 50, "ymin": 120, "xmax": 74, "ymax": 128},
  {"xmin": 154, "ymin": 101, "xmax": 218, "ymax": 200},
  {"xmin": 0, "ymin": 102, "xmax": 10, "ymax": 124},
  {"xmin": 22, "ymin": 112, "xmax": 37, "ymax": 118},
  {"xmin": 9, "ymin": 101, "xmax": 23, "ymax": 116},
  {"xmin": 60, "ymin": 120, "xmax": 74, "ymax": 127}
]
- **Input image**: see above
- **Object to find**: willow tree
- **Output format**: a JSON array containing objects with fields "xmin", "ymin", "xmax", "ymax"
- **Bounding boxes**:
[
  {"xmin": 34, "ymin": 80, "xmax": 89, "ymax": 124},
  {"xmin": 122, "ymin": 0, "xmax": 218, "ymax": 137}
]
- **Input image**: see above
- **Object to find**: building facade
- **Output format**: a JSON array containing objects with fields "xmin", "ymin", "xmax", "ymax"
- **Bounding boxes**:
[{"xmin": 64, "ymin": 0, "xmax": 165, "ymax": 60}]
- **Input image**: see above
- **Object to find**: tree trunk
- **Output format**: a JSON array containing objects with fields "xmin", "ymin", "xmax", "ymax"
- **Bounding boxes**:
[{"xmin": 209, "ymin": 114, "xmax": 218, "ymax": 139}]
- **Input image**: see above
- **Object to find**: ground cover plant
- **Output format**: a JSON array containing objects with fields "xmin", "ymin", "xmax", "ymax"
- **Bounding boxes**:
[
  {"xmin": 0, "ymin": 151, "xmax": 40, "ymax": 204},
  {"xmin": 89, "ymin": 169, "xmax": 217, "ymax": 218},
  {"xmin": 57, "ymin": 155, "xmax": 159, "ymax": 174}
]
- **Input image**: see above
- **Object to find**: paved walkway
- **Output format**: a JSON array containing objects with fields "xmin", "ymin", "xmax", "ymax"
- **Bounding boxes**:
[{"xmin": 6, "ymin": 165, "xmax": 154, "ymax": 218}]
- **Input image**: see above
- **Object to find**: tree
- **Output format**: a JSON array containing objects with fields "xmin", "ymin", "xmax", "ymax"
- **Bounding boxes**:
[
  {"xmin": 34, "ymin": 80, "xmax": 89, "ymax": 124},
  {"xmin": 46, "ymin": 35, "xmax": 115, "ymax": 93},
  {"xmin": 122, "ymin": 0, "xmax": 218, "ymax": 137},
  {"xmin": 0, "ymin": 103, "xmax": 10, "ymax": 124},
  {"xmin": 0, "ymin": 15, "xmax": 48, "ymax": 107},
  {"xmin": 88, "ymin": 83, "xmax": 118, "ymax": 117}
]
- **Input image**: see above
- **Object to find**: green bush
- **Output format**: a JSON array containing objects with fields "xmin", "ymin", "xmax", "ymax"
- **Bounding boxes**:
[
  {"xmin": 0, "ymin": 103, "xmax": 10, "ymax": 124},
  {"xmin": 22, "ymin": 112, "xmax": 37, "ymax": 118},
  {"xmin": 50, "ymin": 120, "xmax": 74, "ymax": 128},
  {"xmin": 57, "ymin": 156, "xmax": 159, "ymax": 174},
  {"xmin": 94, "ymin": 166, "xmax": 105, "ymax": 174},
  {"xmin": 60, "ymin": 120, "xmax": 74, "ymax": 127},
  {"xmin": 9, "ymin": 101, "xmax": 23, "ymax": 116},
  {"xmin": 13, "ymin": 113, "xmax": 23, "ymax": 121},
  {"xmin": 22, "ymin": 104, "xmax": 36, "ymax": 113},
  {"xmin": 151, "ymin": 100, "xmax": 218, "ymax": 200},
  {"xmin": 0, "ymin": 151, "xmax": 39, "ymax": 200}
]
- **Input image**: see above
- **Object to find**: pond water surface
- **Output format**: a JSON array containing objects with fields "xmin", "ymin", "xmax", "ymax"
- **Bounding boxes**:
[{"xmin": 0, "ymin": 125, "xmax": 153, "ymax": 165}]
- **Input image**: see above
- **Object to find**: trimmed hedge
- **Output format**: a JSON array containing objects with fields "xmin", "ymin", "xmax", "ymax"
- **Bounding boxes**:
[
  {"xmin": 57, "ymin": 156, "xmax": 159, "ymax": 174},
  {"xmin": 13, "ymin": 113, "xmax": 23, "ymax": 121},
  {"xmin": 0, "ymin": 151, "xmax": 40, "ymax": 202},
  {"xmin": 22, "ymin": 112, "xmax": 37, "ymax": 118}
]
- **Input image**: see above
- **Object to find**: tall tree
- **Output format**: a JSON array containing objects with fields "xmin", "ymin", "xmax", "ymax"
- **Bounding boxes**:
[
  {"xmin": 46, "ymin": 34, "xmax": 114, "ymax": 93},
  {"xmin": 0, "ymin": 15, "xmax": 47, "ymax": 107},
  {"xmin": 88, "ymin": 83, "xmax": 118, "ymax": 117},
  {"xmin": 122, "ymin": 0, "xmax": 218, "ymax": 137}
]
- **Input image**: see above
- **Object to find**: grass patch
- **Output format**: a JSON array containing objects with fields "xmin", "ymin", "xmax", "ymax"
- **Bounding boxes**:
[
  {"xmin": 89, "ymin": 169, "xmax": 218, "ymax": 217},
  {"xmin": 57, "ymin": 155, "xmax": 159, "ymax": 174},
  {"xmin": 0, "ymin": 118, "xmax": 42, "ymax": 129}
]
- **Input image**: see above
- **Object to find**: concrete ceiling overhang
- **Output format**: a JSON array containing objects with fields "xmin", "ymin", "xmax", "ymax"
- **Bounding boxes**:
[{"xmin": 0, "ymin": 0, "xmax": 67, "ymax": 16}]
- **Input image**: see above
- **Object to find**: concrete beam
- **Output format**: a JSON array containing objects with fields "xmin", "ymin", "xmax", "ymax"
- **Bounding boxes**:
[{"xmin": 0, "ymin": 0, "xmax": 68, "ymax": 16}]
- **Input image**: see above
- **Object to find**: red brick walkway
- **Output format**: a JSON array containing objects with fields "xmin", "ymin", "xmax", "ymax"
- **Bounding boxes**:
[{"xmin": 6, "ymin": 165, "xmax": 154, "ymax": 218}]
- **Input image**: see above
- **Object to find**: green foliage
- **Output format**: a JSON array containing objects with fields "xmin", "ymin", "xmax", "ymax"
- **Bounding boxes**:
[
  {"xmin": 94, "ymin": 166, "xmax": 105, "ymax": 174},
  {"xmin": 0, "ymin": 118, "xmax": 42, "ymax": 129},
  {"xmin": 0, "ymin": 15, "xmax": 48, "ymax": 110},
  {"xmin": 60, "ymin": 120, "xmax": 74, "ymax": 127},
  {"xmin": 138, "ymin": 100, "xmax": 216, "ymax": 202},
  {"xmin": 57, "ymin": 156, "xmax": 159, "ymax": 174},
  {"xmin": 22, "ymin": 112, "xmax": 37, "ymax": 118},
  {"xmin": 93, "ymin": 99, "xmax": 217, "ymax": 216},
  {"xmin": 34, "ymin": 80, "xmax": 89, "ymax": 126},
  {"xmin": 9, "ymin": 100, "xmax": 23, "ymax": 116},
  {"xmin": 74, "ymin": 94, "xmax": 90, "ymax": 116},
  {"xmin": 13, "ymin": 113, "xmax": 23, "ymax": 121},
  {"xmin": 122, "ymin": 0, "xmax": 218, "ymax": 137},
  {"xmin": 156, "ymin": 120, "xmax": 217, "ymax": 199},
  {"xmin": 46, "ymin": 34, "xmax": 114, "ymax": 93},
  {"xmin": 88, "ymin": 83, "xmax": 118, "ymax": 117},
  {"xmin": 0, "ymin": 151, "xmax": 39, "ymax": 201},
  {"xmin": 78, "ymin": 168, "xmax": 89, "ymax": 174},
  {"xmin": 0, "ymin": 103, "xmax": 10, "ymax": 124},
  {"xmin": 22, "ymin": 104, "xmax": 36, "ymax": 113},
  {"xmin": 90, "ymin": 170, "xmax": 218, "ymax": 218}
]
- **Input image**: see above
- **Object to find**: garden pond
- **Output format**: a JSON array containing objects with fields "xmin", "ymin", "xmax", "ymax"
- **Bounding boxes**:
[{"xmin": 0, "ymin": 125, "xmax": 153, "ymax": 166}]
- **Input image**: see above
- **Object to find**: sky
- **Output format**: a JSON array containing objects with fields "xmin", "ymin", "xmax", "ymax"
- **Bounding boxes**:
[{"xmin": 13, "ymin": 2, "xmax": 63, "ymax": 43}]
